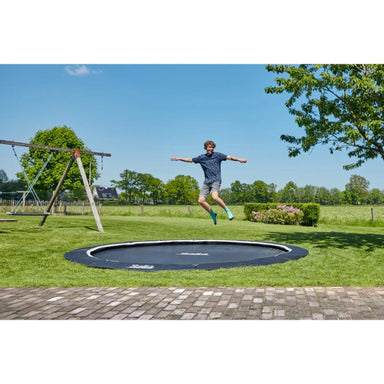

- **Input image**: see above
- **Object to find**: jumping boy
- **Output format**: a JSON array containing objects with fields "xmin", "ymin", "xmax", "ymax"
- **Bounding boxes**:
[{"xmin": 171, "ymin": 140, "xmax": 247, "ymax": 224}]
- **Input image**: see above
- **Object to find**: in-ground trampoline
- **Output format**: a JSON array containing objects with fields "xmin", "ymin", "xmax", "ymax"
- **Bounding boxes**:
[{"xmin": 64, "ymin": 239, "xmax": 309, "ymax": 271}]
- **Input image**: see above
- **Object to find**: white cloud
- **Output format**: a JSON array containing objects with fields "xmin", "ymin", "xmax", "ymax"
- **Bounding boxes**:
[{"xmin": 64, "ymin": 65, "xmax": 101, "ymax": 76}]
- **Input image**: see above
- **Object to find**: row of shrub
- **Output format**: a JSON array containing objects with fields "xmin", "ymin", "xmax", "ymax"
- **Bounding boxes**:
[{"xmin": 244, "ymin": 203, "xmax": 320, "ymax": 226}]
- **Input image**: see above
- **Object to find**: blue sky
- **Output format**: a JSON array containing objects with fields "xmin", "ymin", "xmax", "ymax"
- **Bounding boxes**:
[{"xmin": 0, "ymin": 64, "xmax": 383, "ymax": 192}]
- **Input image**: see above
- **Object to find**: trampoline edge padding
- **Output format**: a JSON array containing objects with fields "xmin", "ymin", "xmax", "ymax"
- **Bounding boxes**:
[{"xmin": 64, "ymin": 239, "xmax": 309, "ymax": 271}]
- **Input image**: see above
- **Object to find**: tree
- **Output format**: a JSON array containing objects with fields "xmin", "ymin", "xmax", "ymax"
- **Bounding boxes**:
[
  {"xmin": 265, "ymin": 64, "xmax": 384, "ymax": 170},
  {"xmin": 328, "ymin": 188, "xmax": 344, "ymax": 205},
  {"xmin": 367, "ymin": 188, "xmax": 384, "ymax": 204},
  {"xmin": 146, "ymin": 176, "xmax": 164, "ymax": 204},
  {"xmin": 278, "ymin": 181, "xmax": 298, "ymax": 203},
  {"xmin": 18, "ymin": 126, "xmax": 98, "ymax": 197},
  {"xmin": 297, "ymin": 185, "xmax": 317, "ymax": 203},
  {"xmin": 165, "ymin": 175, "xmax": 199, "ymax": 205},
  {"xmin": 0, "ymin": 170, "xmax": 8, "ymax": 194},
  {"xmin": 136, "ymin": 173, "xmax": 164, "ymax": 204},
  {"xmin": 230, "ymin": 180, "xmax": 252, "ymax": 203},
  {"xmin": 0, "ymin": 173, "xmax": 24, "ymax": 193},
  {"xmin": 344, "ymin": 175, "xmax": 370, "ymax": 204},
  {"xmin": 0, "ymin": 170, "xmax": 9, "ymax": 184},
  {"xmin": 111, "ymin": 169, "xmax": 139, "ymax": 203},
  {"xmin": 315, "ymin": 187, "xmax": 332, "ymax": 205},
  {"xmin": 250, "ymin": 180, "xmax": 276, "ymax": 203}
]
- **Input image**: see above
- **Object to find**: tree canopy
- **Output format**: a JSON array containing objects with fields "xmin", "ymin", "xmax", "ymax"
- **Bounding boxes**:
[
  {"xmin": 164, "ymin": 175, "xmax": 199, "ymax": 205},
  {"xmin": 265, "ymin": 64, "xmax": 384, "ymax": 170},
  {"xmin": 18, "ymin": 126, "xmax": 98, "ymax": 196},
  {"xmin": 344, "ymin": 175, "xmax": 370, "ymax": 205},
  {"xmin": 111, "ymin": 170, "xmax": 165, "ymax": 204},
  {"xmin": 111, "ymin": 170, "xmax": 140, "ymax": 203},
  {"xmin": 0, "ymin": 170, "xmax": 8, "ymax": 184}
]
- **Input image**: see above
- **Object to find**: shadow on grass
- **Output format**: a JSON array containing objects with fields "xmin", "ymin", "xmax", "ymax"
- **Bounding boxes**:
[
  {"xmin": 0, "ymin": 223, "xmax": 100, "ymax": 234},
  {"xmin": 264, "ymin": 231, "xmax": 384, "ymax": 252}
]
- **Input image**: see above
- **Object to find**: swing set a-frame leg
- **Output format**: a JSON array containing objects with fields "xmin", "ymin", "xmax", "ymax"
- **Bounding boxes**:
[
  {"xmin": 39, "ymin": 149, "xmax": 104, "ymax": 233},
  {"xmin": 39, "ymin": 155, "xmax": 75, "ymax": 228},
  {"xmin": 73, "ymin": 149, "xmax": 104, "ymax": 233}
]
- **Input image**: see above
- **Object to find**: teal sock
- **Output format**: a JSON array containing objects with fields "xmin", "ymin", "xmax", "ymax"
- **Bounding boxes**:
[
  {"xmin": 225, "ymin": 207, "xmax": 234, "ymax": 220},
  {"xmin": 209, "ymin": 210, "xmax": 217, "ymax": 224}
]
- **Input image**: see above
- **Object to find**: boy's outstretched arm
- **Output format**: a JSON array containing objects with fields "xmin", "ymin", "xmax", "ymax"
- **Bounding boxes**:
[
  {"xmin": 227, "ymin": 155, "xmax": 247, "ymax": 163},
  {"xmin": 171, "ymin": 157, "xmax": 193, "ymax": 162}
]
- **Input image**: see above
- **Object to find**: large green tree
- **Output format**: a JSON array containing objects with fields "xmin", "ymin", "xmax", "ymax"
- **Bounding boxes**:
[
  {"xmin": 111, "ymin": 169, "xmax": 140, "ymax": 203},
  {"xmin": 165, "ymin": 175, "xmax": 199, "ymax": 205},
  {"xmin": 18, "ymin": 126, "xmax": 98, "ymax": 196},
  {"xmin": 136, "ymin": 173, "xmax": 164, "ymax": 204},
  {"xmin": 230, "ymin": 181, "xmax": 251, "ymax": 203},
  {"xmin": 265, "ymin": 64, "xmax": 384, "ymax": 170},
  {"xmin": 250, "ymin": 180, "xmax": 276, "ymax": 203},
  {"xmin": 146, "ymin": 176, "xmax": 164, "ymax": 204},
  {"xmin": 344, "ymin": 174, "xmax": 370, "ymax": 204},
  {"xmin": 277, "ymin": 181, "xmax": 298, "ymax": 203}
]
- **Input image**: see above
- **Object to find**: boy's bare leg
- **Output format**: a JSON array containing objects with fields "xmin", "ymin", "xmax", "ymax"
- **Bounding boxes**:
[
  {"xmin": 198, "ymin": 196, "xmax": 211, "ymax": 212},
  {"xmin": 198, "ymin": 196, "xmax": 217, "ymax": 224},
  {"xmin": 211, "ymin": 192, "xmax": 227, "ymax": 209},
  {"xmin": 212, "ymin": 192, "xmax": 234, "ymax": 220}
]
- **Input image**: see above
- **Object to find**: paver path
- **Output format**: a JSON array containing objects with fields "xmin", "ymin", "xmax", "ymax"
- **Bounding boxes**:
[{"xmin": 1, "ymin": 286, "xmax": 384, "ymax": 319}]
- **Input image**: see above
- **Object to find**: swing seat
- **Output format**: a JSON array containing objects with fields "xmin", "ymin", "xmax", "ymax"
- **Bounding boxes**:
[{"xmin": 6, "ymin": 212, "xmax": 51, "ymax": 216}]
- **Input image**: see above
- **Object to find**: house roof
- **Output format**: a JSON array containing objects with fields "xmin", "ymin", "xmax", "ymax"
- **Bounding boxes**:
[{"xmin": 94, "ymin": 187, "xmax": 118, "ymax": 200}]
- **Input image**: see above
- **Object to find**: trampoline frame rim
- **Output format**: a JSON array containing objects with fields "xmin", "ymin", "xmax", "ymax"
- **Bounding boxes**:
[{"xmin": 86, "ymin": 239, "xmax": 292, "ymax": 259}]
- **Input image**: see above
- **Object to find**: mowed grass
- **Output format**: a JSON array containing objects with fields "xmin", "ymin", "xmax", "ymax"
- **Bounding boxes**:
[{"xmin": 1, "ymin": 204, "xmax": 384, "ymax": 287}]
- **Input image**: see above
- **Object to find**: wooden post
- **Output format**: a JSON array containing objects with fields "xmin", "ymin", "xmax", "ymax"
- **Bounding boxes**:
[
  {"xmin": 39, "ymin": 155, "xmax": 75, "ymax": 227},
  {"xmin": 22, "ymin": 191, "xmax": 26, "ymax": 212},
  {"xmin": 73, "ymin": 150, "xmax": 104, "ymax": 233},
  {"xmin": 371, "ymin": 208, "xmax": 375, "ymax": 221}
]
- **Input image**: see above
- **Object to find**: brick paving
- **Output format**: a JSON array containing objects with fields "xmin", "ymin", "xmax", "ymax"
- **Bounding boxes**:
[{"xmin": 1, "ymin": 286, "xmax": 384, "ymax": 320}]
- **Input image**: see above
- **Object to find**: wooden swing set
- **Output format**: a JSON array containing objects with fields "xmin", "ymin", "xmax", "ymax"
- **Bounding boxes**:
[{"xmin": 0, "ymin": 139, "xmax": 111, "ymax": 232}]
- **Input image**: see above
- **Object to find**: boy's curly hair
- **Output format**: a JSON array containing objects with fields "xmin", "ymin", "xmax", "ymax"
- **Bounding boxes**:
[{"xmin": 204, "ymin": 140, "xmax": 216, "ymax": 149}]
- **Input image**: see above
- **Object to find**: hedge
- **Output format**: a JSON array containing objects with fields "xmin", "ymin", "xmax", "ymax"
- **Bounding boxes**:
[{"xmin": 244, "ymin": 203, "xmax": 320, "ymax": 226}]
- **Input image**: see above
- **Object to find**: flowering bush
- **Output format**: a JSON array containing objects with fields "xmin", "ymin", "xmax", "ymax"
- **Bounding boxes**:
[
  {"xmin": 245, "ymin": 203, "xmax": 320, "ymax": 226},
  {"xmin": 252, "ymin": 205, "xmax": 304, "ymax": 225}
]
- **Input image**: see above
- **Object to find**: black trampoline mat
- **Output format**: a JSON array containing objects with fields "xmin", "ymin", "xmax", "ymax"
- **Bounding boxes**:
[{"xmin": 64, "ymin": 240, "xmax": 309, "ymax": 271}]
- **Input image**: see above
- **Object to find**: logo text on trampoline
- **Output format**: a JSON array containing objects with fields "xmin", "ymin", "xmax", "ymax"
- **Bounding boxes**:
[
  {"xmin": 128, "ymin": 264, "xmax": 154, "ymax": 269},
  {"xmin": 178, "ymin": 252, "xmax": 209, "ymax": 256}
]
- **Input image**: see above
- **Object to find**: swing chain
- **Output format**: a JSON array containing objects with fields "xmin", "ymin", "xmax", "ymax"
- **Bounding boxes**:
[
  {"xmin": 10, "ymin": 146, "xmax": 53, "ymax": 213},
  {"xmin": 100, "ymin": 155, "xmax": 104, "ymax": 187}
]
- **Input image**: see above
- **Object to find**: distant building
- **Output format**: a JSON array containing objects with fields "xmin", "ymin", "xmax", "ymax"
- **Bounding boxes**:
[{"xmin": 93, "ymin": 187, "xmax": 118, "ymax": 201}]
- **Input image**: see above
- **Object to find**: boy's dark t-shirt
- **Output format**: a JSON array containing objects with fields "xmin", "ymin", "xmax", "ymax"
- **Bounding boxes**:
[{"xmin": 192, "ymin": 152, "xmax": 227, "ymax": 184}]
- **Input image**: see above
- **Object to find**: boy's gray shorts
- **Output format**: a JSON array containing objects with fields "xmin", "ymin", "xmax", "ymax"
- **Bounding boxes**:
[{"xmin": 199, "ymin": 181, "xmax": 221, "ymax": 198}]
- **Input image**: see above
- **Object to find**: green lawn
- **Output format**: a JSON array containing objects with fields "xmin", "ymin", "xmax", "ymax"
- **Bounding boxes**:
[
  {"xmin": 319, "ymin": 205, "xmax": 384, "ymax": 226},
  {"xmin": 1, "ymin": 205, "xmax": 384, "ymax": 287}
]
